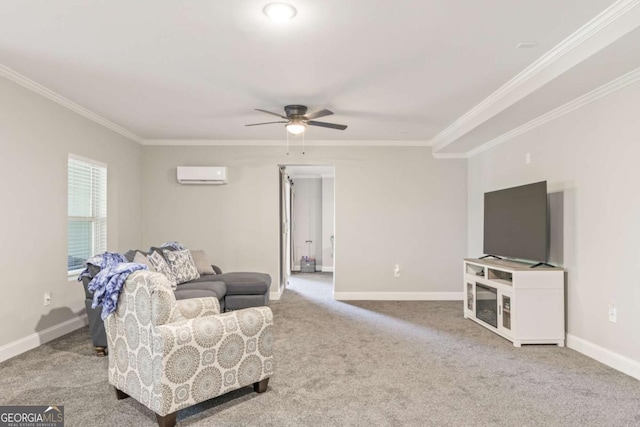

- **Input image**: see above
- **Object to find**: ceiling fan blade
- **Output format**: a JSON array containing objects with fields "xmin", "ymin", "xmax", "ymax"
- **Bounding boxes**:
[
  {"xmin": 255, "ymin": 108, "xmax": 288, "ymax": 119},
  {"xmin": 245, "ymin": 121, "xmax": 289, "ymax": 127},
  {"xmin": 306, "ymin": 120, "xmax": 348, "ymax": 130},
  {"xmin": 304, "ymin": 109, "xmax": 333, "ymax": 120}
]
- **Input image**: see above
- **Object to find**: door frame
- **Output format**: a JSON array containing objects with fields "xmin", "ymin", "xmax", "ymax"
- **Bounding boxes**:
[{"xmin": 279, "ymin": 164, "xmax": 336, "ymax": 293}]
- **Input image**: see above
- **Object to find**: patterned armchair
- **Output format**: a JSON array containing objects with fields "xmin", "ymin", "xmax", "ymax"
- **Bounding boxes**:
[{"xmin": 105, "ymin": 271, "xmax": 274, "ymax": 427}]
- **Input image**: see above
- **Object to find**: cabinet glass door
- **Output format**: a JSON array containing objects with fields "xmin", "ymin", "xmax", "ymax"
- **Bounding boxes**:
[
  {"xmin": 476, "ymin": 283, "xmax": 498, "ymax": 328},
  {"xmin": 501, "ymin": 294, "xmax": 511, "ymax": 331},
  {"xmin": 466, "ymin": 282, "xmax": 474, "ymax": 312}
]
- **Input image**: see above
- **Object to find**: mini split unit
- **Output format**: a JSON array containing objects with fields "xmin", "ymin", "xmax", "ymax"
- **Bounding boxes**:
[{"xmin": 176, "ymin": 166, "xmax": 228, "ymax": 185}]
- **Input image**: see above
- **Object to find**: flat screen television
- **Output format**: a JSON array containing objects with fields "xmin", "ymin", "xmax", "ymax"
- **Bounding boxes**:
[{"xmin": 483, "ymin": 181, "xmax": 548, "ymax": 263}]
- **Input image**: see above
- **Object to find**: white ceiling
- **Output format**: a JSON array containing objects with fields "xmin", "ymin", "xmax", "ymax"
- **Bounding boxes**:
[{"xmin": 1, "ymin": 0, "xmax": 638, "ymax": 154}]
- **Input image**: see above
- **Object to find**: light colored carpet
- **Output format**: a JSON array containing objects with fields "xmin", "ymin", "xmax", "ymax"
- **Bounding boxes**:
[{"xmin": 1, "ymin": 272, "xmax": 640, "ymax": 426}]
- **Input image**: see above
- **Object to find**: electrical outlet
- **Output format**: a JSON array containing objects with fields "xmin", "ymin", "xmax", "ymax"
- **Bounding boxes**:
[
  {"xmin": 394, "ymin": 264, "xmax": 400, "ymax": 277},
  {"xmin": 44, "ymin": 292, "xmax": 52, "ymax": 307},
  {"xmin": 525, "ymin": 153, "xmax": 531, "ymax": 164},
  {"xmin": 608, "ymin": 304, "xmax": 617, "ymax": 323}
]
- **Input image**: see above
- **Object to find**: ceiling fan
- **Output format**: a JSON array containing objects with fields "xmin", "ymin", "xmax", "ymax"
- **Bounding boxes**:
[{"xmin": 245, "ymin": 105, "xmax": 348, "ymax": 134}]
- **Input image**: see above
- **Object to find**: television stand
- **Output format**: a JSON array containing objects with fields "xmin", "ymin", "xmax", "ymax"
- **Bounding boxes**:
[
  {"xmin": 479, "ymin": 254, "xmax": 502, "ymax": 260},
  {"xmin": 463, "ymin": 258, "xmax": 565, "ymax": 347},
  {"xmin": 530, "ymin": 262, "xmax": 555, "ymax": 269}
]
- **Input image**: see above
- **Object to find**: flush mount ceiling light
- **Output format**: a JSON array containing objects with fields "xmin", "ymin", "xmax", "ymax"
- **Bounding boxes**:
[{"xmin": 263, "ymin": 3, "xmax": 297, "ymax": 22}]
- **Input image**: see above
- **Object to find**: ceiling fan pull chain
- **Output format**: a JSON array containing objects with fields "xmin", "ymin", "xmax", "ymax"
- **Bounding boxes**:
[
  {"xmin": 302, "ymin": 131, "xmax": 305, "ymax": 155},
  {"xmin": 286, "ymin": 128, "xmax": 290, "ymax": 155}
]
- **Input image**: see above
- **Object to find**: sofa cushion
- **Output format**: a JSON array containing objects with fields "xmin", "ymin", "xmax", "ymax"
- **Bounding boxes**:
[
  {"xmin": 214, "ymin": 272, "xmax": 271, "ymax": 295},
  {"xmin": 147, "ymin": 251, "xmax": 177, "ymax": 289},
  {"xmin": 176, "ymin": 280, "xmax": 226, "ymax": 300},
  {"xmin": 174, "ymin": 288, "xmax": 218, "ymax": 300},
  {"xmin": 225, "ymin": 294, "xmax": 269, "ymax": 311},
  {"xmin": 163, "ymin": 249, "xmax": 200, "ymax": 285},
  {"xmin": 189, "ymin": 274, "xmax": 223, "ymax": 284},
  {"xmin": 190, "ymin": 250, "xmax": 216, "ymax": 275}
]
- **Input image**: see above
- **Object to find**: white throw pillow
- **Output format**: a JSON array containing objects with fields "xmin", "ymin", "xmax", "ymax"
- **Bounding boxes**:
[
  {"xmin": 163, "ymin": 249, "xmax": 200, "ymax": 285},
  {"xmin": 147, "ymin": 251, "xmax": 177, "ymax": 289}
]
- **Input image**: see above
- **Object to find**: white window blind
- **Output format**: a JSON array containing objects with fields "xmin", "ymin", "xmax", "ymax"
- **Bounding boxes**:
[{"xmin": 68, "ymin": 156, "xmax": 107, "ymax": 273}]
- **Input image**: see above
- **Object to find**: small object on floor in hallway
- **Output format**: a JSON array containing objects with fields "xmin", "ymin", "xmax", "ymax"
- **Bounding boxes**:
[
  {"xmin": 301, "ymin": 257, "xmax": 316, "ymax": 273},
  {"xmin": 301, "ymin": 240, "xmax": 316, "ymax": 272}
]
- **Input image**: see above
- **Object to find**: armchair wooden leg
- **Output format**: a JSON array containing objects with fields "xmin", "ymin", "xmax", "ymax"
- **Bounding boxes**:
[
  {"xmin": 114, "ymin": 387, "xmax": 129, "ymax": 400},
  {"xmin": 156, "ymin": 412, "xmax": 177, "ymax": 427},
  {"xmin": 95, "ymin": 346, "xmax": 107, "ymax": 357},
  {"xmin": 253, "ymin": 378, "xmax": 269, "ymax": 393}
]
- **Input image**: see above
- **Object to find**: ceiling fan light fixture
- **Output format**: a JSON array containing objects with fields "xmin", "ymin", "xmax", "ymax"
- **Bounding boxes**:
[
  {"xmin": 263, "ymin": 3, "xmax": 297, "ymax": 22},
  {"xmin": 286, "ymin": 122, "xmax": 306, "ymax": 135}
]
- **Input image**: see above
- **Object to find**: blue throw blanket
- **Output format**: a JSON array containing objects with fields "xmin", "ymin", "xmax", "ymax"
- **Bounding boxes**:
[
  {"xmin": 89, "ymin": 262, "xmax": 148, "ymax": 320},
  {"xmin": 78, "ymin": 252, "xmax": 148, "ymax": 320},
  {"xmin": 78, "ymin": 252, "xmax": 127, "ymax": 282}
]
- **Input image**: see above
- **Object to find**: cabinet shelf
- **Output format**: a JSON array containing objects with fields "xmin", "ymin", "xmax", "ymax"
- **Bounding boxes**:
[
  {"xmin": 488, "ymin": 268, "xmax": 512, "ymax": 283},
  {"xmin": 465, "ymin": 263, "xmax": 485, "ymax": 277},
  {"xmin": 463, "ymin": 258, "xmax": 565, "ymax": 347}
]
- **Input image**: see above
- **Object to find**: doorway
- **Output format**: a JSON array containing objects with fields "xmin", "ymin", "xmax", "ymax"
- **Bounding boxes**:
[{"xmin": 279, "ymin": 165, "xmax": 335, "ymax": 293}]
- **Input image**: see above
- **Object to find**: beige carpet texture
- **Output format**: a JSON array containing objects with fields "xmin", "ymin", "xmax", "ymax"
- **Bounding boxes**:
[{"xmin": 1, "ymin": 272, "xmax": 640, "ymax": 426}]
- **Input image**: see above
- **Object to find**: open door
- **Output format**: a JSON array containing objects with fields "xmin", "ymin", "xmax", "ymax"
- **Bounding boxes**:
[{"xmin": 279, "ymin": 166, "xmax": 293, "ymax": 290}]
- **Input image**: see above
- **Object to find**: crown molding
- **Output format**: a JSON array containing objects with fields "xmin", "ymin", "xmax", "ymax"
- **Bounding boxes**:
[
  {"xmin": 142, "ymin": 139, "xmax": 429, "ymax": 147},
  {"xmin": 143, "ymin": 139, "xmax": 291, "ymax": 146},
  {"xmin": 430, "ymin": 0, "xmax": 640, "ymax": 153},
  {"xmin": 432, "ymin": 152, "xmax": 468, "ymax": 159},
  {"xmin": 0, "ymin": 64, "xmax": 143, "ymax": 144},
  {"xmin": 466, "ymin": 65, "xmax": 640, "ymax": 158}
]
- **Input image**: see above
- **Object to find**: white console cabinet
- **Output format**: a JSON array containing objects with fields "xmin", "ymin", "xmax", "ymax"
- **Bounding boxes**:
[{"xmin": 463, "ymin": 258, "xmax": 565, "ymax": 347}]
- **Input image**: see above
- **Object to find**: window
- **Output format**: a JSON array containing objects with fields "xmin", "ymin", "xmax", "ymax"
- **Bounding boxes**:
[{"xmin": 68, "ymin": 156, "xmax": 107, "ymax": 273}]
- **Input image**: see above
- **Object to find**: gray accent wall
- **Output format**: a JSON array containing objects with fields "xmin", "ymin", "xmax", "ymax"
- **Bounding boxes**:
[
  {"xmin": 0, "ymin": 76, "xmax": 143, "ymax": 349},
  {"xmin": 467, "ymin": 81, "xmax": 640, "ymax": 364},
  {"xmin": 142, "ymin": 145, "xmax": 467, "ymax": 297}
]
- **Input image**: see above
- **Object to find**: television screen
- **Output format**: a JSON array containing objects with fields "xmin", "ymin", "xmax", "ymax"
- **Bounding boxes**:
[{"xmin": 483, "ymin": 181, "xmax": 548, "ymax": 262}]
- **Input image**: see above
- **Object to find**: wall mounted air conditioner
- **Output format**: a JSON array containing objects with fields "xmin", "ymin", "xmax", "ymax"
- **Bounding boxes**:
[{"xmin": 177, "ymin": 166, "xmax": 228, "ymax": 185}]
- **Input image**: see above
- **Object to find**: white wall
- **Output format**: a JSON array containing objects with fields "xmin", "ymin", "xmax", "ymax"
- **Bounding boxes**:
[
  {"xmin": 322, "ymin": 176, "xmax": 335, "ymax": 271},
  {"xmin": 467, "ymin": 81, "xmax": 640, "ymax": 371},
  {"xmin": 142, "ymin": 145, "xmax": 467, "ymax": 299},
  {"xmin": 0, "ymin": 77, "xmax": 143, "ymax": 355},
  {"xmin": 292, "ymin": 177, "xmax": 323, "ymax": 270}
]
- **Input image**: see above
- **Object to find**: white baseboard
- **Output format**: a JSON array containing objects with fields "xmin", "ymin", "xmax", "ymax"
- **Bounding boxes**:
[
  {"xmin": 0, "ymin": 314, "xmax": 88, "ymax": 363},
  {"xmin": 322, "ymin": 266, "xmax": 334, "ymax": 272},
  {"xmin": 333, "ymin": 292, "xmax": 463, "ymax": 301},
  {"xmin": 270, "ymin": 286, "xmax": 283, "ymax": 301},
  {"xmin": 566, "ymin": 333, "xmax": 640, "ymax": 381}
]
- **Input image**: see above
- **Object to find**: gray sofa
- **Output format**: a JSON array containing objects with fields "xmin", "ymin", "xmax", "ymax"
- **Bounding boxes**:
[{"xmin": 82, "ymin": 249, "xmax": 271, "ymax": 356}]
